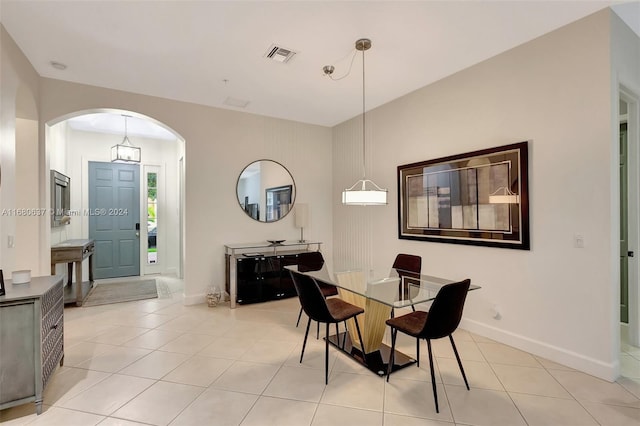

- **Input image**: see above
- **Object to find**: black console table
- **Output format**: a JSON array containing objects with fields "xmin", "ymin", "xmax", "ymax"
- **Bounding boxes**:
[{"xmin": 224, "ymin": 241, "xmax": 322, "ymax": 308}]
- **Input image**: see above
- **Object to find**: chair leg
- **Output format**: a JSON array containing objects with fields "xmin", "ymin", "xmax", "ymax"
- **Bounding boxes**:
[
  {"xmin": 317, "ymin": 321, "xmax": 320, "ymax": 339},
  {"xmin": 342, "ymin": 321, "xmax": 347, "ymax": 349},
  {"xmin": 296, "ymin": 306, "xmax": 303, "ymax": 327},
  {"xmin": 335, "ymin": 323, "xmax": 339, "ymax": 340},
  {"xmin": 325, "ymin": 322, "xmax": 330, "ymax": 385},
  {"xmin": 353, "ymin": 316, "xmax": 366, "ymax": 362},
  {"xmin": 426, "ymin": 339, "xmax": 439, "ymax": 413},
  {"xmin": 416, "ymin": 337, "xmax": 420, "ymax": 367},
  {"xmin": 300, "ymin": 317, "xmax": 311, "ymax": 363},
  {"xmin": 449, "ymin": 334, "xmax": 470, "ymax": 390},
  {"xmin": 386, "ymin": 328, "xmax": 397, "ymax": 381}
]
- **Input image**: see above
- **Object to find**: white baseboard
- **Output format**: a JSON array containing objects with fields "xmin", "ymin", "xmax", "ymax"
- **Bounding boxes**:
[
  {"xmin": 182, "ymin": 292, "xmax": 206, "ymax": 306},
  {"xmin": 460, "ymin": 318, "xmax": 619, "ymax": 382}
]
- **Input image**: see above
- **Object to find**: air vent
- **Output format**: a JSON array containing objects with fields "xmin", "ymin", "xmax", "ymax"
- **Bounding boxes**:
[{"xmin": 265, "ymin": 44, "xmax": 297, "ymax": 63}]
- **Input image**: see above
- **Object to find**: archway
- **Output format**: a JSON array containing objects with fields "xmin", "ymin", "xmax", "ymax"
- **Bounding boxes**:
[{"xmin": 44, "ymin": 109, "xmax": 186, "ymax": 285}]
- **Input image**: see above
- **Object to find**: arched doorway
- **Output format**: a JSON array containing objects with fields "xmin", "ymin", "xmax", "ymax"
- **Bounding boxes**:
[{"xmin": 45, "ymin": 109, "xmax": 185, "ymax": 285}]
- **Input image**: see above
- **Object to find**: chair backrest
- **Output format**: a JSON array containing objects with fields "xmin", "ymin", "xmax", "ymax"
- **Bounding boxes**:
[
  {"xmin": 289, "ymin": 270, "xmax": 333, "ymax": 322},
  {"xmin": 421, "ymin": 279, "xmax": 471, "ymax": 339},
  {"xmin": 297, "ymin": 251, "xmax": 324, "ymax": 272},
  {"xmin": 393, "ymin": 253, "xmax": 421, "ymax": 275}
]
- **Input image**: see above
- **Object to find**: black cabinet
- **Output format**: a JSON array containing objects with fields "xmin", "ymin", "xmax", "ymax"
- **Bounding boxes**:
[{"xmin": 232, "ymin": 252, "xmax": 324, "ymax": 305}]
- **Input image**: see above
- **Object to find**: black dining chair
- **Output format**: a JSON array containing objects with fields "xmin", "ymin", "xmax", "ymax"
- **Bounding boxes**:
[
  {"xmin": 385, "ymin": 278, "xmax": 471, "ymax": 413},
  {"xmin": 295, "ymin": 252, "xmax": 338, "ymax": 333},
  {"xmin": 290, "ymin": 270, "xmax": 366, "ymax": 384},
  {"xmin": 392, "ymin": 253, "xmax": 422, "ymax": 310}
]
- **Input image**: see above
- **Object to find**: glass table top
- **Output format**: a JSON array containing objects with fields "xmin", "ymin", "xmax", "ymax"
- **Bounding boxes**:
[{"xmin": 286, "ymin": 264, "xmax": 480, "ymax": 309}]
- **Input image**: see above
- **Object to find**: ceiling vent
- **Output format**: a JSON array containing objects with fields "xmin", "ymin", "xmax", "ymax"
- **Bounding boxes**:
[{"xmin": 265, "ymin": 44, "xmax": 297, "ymax": 63}]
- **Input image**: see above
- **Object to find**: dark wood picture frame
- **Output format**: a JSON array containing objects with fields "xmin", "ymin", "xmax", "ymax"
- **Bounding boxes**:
[
  {"xmin": 265, "ymin": 185, "xmax": 293, "ymax": 223},
  {"xmin": 398, "ymin": 141, "xmax": 530, "ymax": 250}
]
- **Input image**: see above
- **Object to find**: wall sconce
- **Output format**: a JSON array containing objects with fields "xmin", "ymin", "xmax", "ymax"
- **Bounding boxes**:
[
  {"xmin": 489, "ymin": 187, "xmax": 520, "ymax": 204},
  {"xmin": 294, "ymin": 203, "xmax": 309, "ymax": 242}
]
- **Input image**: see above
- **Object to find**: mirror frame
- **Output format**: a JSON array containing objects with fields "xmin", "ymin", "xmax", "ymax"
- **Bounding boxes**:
[{"xmin": 236, "ymin": 159, "xmax": 296, "ymax": 223}]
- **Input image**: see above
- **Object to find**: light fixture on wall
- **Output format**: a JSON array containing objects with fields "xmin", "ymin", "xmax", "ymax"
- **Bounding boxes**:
[
  {"xmin": 111, "ymin": 115, "xmax": 141, "ymax": 163},
  {"xmin": 325, "ymin": 38, "xmax": 387, "ymax": 206},
  {"xmin": 488, "ymin": 187, "xmax": 520, "ymax": 204},
  {"xmin": 294, "ymin": 203, "xmax": 309, "ymax": 242}
]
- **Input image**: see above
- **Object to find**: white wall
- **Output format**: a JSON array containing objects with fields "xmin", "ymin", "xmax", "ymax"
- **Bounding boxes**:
[{"xmin": 332, "ymin": 10, "xmax": 621, "ymax": 380}]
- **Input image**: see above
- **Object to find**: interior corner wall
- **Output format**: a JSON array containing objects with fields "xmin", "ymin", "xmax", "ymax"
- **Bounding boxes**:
[
  {"xmin": 0, "ymin": 24, "xmax": 41, "ymax": 276},
  {"xmin": 38, "ymin": 79, "xmax": 333, "ymax": 304},
  {"xmin": 332, "ymin": 10, "xmax": 616, "ymax": 380}
]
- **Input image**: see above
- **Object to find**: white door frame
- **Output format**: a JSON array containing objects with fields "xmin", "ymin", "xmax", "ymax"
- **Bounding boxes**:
[{"xmin": 621, "ymin": 87, "xmax": 640, "ymax": 347}]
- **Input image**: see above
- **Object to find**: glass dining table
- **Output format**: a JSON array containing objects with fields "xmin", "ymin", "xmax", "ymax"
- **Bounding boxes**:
[{"xmin": 286, "ymin": 263, "xmax": 480, "ymax": 376}]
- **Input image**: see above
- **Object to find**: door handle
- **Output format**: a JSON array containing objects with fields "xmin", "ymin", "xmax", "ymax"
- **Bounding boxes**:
[
  {"xmin": 135, "ymin": 232, "xmax": 140, "ymax": 237},
  {"xmin": 629, "ymin": 251, "xmax": 635, "ymax": 257}
]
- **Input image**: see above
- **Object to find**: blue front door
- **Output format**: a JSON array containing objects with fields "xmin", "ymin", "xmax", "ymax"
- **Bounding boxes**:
[{"xmin": 89, "ymin": 162, "xmax": 140, "ymax": 279}]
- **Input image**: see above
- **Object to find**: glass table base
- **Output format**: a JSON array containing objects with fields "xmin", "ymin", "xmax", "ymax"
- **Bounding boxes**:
[{"xmin": 326, "ymin": 332, "xmax": 417, "ymax": 376}]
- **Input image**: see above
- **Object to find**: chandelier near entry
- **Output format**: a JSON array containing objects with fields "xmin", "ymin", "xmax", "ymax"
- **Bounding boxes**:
[
  {"xmin": 111, "ymin": 115, "xmax": 141, "ymax": 163},
  {"xmin": 324, "ymin": 38, "xmax": 387, "ymax": 206}
]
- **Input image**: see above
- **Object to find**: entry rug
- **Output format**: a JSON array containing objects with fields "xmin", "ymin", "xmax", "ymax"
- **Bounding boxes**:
[{"xmin": 83, "ymin": 279, "xmax": 158, "ymax": 307}]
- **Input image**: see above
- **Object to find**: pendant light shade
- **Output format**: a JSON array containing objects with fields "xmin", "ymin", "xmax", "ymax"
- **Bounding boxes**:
[
  {"xmin": 111, "ymin": 115, "xmax": 141, "ymax": 163},
  {"xmin": 340, "ymin": 38, "xmax": 387, "ymax": 206}
]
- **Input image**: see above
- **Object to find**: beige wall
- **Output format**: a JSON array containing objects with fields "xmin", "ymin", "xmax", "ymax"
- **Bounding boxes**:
[
  {"xmin": 37, "ymin": 79, "xmax": 333, "ymax": 304},
  {"xmin": 0, "ymin": 25, "xmax": 41, "ymax": 277},
  {"xmin": 332, "ymin": 10, "xmax": 630, "ymax": 380}
]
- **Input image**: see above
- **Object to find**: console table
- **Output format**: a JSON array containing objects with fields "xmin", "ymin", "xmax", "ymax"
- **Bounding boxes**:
[
  {"xmin": 51, "ymin": 239, "xmax": 95, "ymax": 306},
  {"xmin": 224, "ymin": 241, "xmax": 322, "ymax": 308}
]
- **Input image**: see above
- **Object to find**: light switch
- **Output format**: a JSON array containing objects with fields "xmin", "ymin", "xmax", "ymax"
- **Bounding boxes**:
[
  {"xmin": 574, "ymin": 234, "xmax": 584, "ymax": 248},
  {"xmin": 7, "ymin": 235, "xmax": 14, "ymax": 248}
]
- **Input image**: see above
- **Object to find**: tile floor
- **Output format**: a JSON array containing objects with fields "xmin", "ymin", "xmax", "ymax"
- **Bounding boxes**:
[{"xmin": 1, "ymin": 274, "xmax": 640, "ymax": 426}]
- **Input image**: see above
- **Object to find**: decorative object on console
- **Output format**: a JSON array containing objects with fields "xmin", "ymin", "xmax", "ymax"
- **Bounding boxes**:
[
  {"xmin": 207, "ymin": 286, "xmax": 222, "ymax": 307},
  {"xmin": 11, "ymin": 270, "xmax": 31, "ymax": 284},
  {"xmin": 324, "ymin": 38, "xmax": 387, "ymax": 206},
  {"xmin": 294, "ymin": 203, "xmax": 309, "ymax": 242},
  {"xmin": 111, "ymin": 115, "xmax": 141, "ymax": 163},
  {"xmin": 398, "ymin": 141, "xmax": 529, "ymax": 250}
]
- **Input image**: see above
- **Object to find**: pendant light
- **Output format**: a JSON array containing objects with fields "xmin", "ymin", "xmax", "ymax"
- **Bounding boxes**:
[
  {"xmin": 111, "ymin": 115, "xmax": 141, "ymax": 163},
  {"xmin": 340, "ymin": 38, "xmax": 387, "ymax": 205}
]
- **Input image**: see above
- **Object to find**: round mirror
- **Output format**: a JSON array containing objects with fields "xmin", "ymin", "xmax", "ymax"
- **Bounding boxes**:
[{"xmin": 236, "ymin": 160, "xmax": 296, "ymax": 222}]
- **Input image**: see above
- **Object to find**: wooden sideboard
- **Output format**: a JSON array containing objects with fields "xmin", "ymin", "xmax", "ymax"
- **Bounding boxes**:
[
  {"xmin": 0, "ymin": 275, "xmax": 64, "ymax": 414},
  {"xmin": 51, "ymin": 239, "xmax": 95, "ymax": 306}
]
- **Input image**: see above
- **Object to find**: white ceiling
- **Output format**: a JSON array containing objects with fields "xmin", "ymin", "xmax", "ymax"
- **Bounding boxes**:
[{"xmin": 2, "ymin": 1, "xmax": 639, "ymax": 131}]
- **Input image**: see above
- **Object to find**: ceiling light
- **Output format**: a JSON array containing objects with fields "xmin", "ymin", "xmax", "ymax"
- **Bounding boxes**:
[
  {"xmin": 333, "ymin": 38, "xmax": 387, "ymax": 206},
  {"xmin": 50, "ymin": 61, "xmax": 67, "ymax": 70},
  {"xmin": 111, "ymin": 115, "xmax": 141, "ymax": 163}
]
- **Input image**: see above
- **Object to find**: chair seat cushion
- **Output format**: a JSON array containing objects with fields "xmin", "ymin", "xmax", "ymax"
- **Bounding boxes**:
[
  {"xmin": 326, "ymin": 298, "xmax": 364, "ymax": 322},
  {"xmin": 386, "ymin": 310, "xmax": 428, "ymax": 337}
]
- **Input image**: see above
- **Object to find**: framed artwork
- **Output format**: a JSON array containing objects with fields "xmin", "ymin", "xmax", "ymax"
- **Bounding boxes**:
[
  {"xmin": 265, "ymin": 185, "xmax": 293, "ymax": 222},
  {"xmin": 398, "ymin": 141, "xmax": 529, "ymax": 250}
]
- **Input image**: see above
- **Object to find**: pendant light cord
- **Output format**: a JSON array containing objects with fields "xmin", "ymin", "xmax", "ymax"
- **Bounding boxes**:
[{"xmin": 361, "ymin": 44, "xmax": 366, "ymax": 180}]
